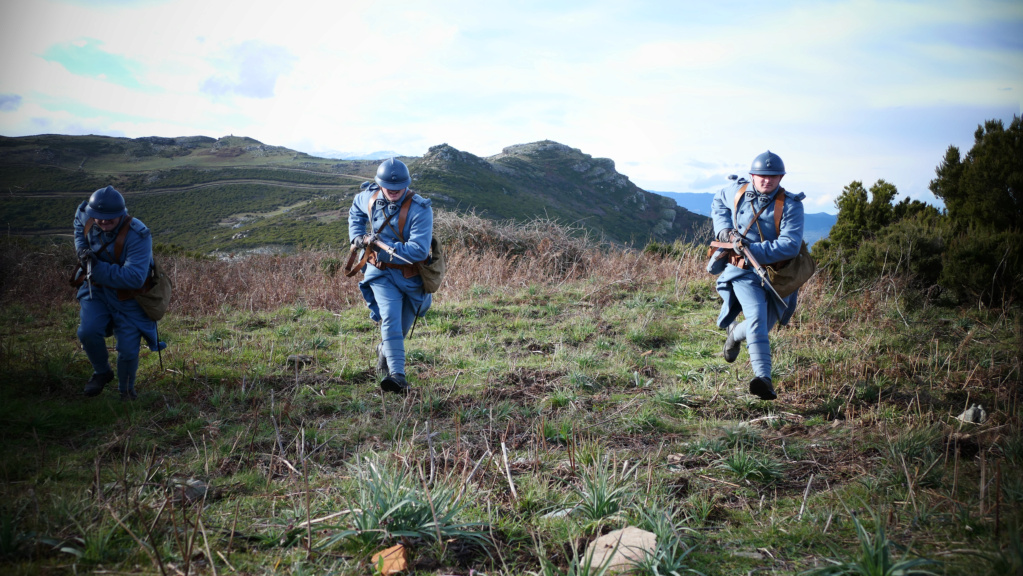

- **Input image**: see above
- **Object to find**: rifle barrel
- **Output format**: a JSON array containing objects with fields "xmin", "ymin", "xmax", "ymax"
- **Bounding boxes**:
[{"xmin": 372, "ymin": 239, "xmax": 415, "ymax": 265}]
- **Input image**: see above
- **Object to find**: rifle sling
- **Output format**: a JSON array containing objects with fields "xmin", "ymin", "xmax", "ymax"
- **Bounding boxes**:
[
  {"xmin": 370, "ymin": 193, "xmax": 418, "ymax": 276},
  {"xmin": 722, "ymin": 184, "xmax": 777, "ymax": 269}
]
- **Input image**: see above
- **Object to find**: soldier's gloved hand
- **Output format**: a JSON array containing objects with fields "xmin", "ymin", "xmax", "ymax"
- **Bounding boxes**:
[
  {"xmin": 76, "ymin": 247, "xmax": 95, "ymax": 266},
  {"xmin": 716, "ymin": 229, "xmax": 733, "ymax": 242},
  {"xmin": 728, "ymin": 231, "xmax": 745, "ymax": 252},
  {"xmin": 353, "ymin": 234, "xmax": 377, "ymax": 250}
]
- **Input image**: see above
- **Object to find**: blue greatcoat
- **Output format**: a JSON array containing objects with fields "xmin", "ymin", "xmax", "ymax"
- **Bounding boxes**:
[
  {"xmin": 709, "ymin": 179, "xmax": 806, "ymax": 380},
  {"xmin": 74, "ymin": 201, "xmax": 162, "ymax": 395},
  {"xmin": 348, "ymin": 185, "xmax": 433, "ymax": 377}
]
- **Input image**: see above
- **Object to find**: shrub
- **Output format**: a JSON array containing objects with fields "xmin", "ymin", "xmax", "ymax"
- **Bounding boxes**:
[{"xmin": 940, "ymin": 226, "xmax": 1023, "ymax": 306}]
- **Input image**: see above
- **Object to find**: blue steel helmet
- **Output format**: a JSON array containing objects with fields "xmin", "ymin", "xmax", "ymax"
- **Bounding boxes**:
[
  {"xmin": 749, "ymin": 151, "xmax": 786, "ymax": 176},
  {"xmin": 85, "ymin": 185, "xmax": 127, "ymax": 220},
  {"xmin": 375, "ymin": 158, "xmax": 411, "ymax": 190}
]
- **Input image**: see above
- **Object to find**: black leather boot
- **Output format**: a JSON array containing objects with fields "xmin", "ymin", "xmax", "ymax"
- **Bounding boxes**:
[
  {"xmin": 380, "ymin": 373, "xmax": 409, "ymax": 394},
  {"xmin": 84, "ymin": 370, "xmax": 114, "ymax": 397},
  {"xmin": 749, "ymin": 377, "xmax": 777, "ymax": 400}
]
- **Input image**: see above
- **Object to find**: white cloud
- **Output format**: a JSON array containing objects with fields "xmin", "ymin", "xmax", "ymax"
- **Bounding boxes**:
[{"xmin": 200, "ymin": 41, "xmax": 297, "ymax": 99}]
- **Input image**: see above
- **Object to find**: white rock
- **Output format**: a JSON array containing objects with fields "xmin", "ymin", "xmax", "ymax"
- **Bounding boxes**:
[
  {"xmin": 584, "ymin": 526, "xmax": 657, "ymax": 574},
  {"xmin": 956, "ymin": 403, "xmax": 987, "ymax": 424}
]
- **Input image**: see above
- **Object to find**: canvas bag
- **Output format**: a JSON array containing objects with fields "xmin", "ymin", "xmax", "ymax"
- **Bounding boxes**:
[
  {"xmin": 130, "ymin": 258, "xmax": 173, "ymax": 321},
  {"xmin": 416, "ymin": 236, "xmax": 446, "ymax": 294}
]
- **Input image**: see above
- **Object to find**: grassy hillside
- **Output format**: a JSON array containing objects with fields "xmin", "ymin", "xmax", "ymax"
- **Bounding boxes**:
[
  {"xmin": 0, "ymin": 216, "xmax": 1019, "ymax": 575},
  {"xmin": 0, "ymin": 134, "xmax": 374, "ymax": 252},
  {"xmin": 0, "ymin": 135, "xmax": 710, "ymax": 253}
]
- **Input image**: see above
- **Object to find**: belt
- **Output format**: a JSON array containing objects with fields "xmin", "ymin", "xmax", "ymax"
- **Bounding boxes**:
[{"xmin": 370, "ymin": 253, "xmax": 420, "ymax": 278}]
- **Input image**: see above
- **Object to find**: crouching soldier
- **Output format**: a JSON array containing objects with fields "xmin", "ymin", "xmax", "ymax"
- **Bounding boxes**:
[
  {"xmin": 74, "ymin": 185, "xmax": 165, "ymax": 400},
  {"xmin": 709, "ymin": 151, "xmax": 806, "ymax": 400},
  {"xmin": 348, "ymin": 158, "xmax": 432, "ymax": 394}
]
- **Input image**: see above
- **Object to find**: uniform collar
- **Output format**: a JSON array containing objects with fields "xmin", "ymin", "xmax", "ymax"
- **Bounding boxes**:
[
  {"xmin": 94, "ymin": 216, "xmax": 128, "ymax": 238},
  {"xmin": 745, "ymin": 185, "xmax": 782, "ymax": 202}
]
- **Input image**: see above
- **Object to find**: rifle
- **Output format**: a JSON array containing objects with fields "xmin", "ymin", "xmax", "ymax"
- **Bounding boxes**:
[
  {"xmin": 344, "ymin": 236, "xmax": 415, "ymax": 277},
  {"xmin": 369, "ymin": 238, "xmax": 414, "ymax": 266},
  {"xmin": 85, "ymin": 258, "xmax": 93, "ymax": 299},
  {"xmin": 710, "ymin": 232, "xmax": 787, "ymax": 310}
]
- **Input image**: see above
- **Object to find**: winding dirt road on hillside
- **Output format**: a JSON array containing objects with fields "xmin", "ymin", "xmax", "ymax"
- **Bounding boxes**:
[{"xmin": 6, "ymin": 177, "xmax": 367, "ymax": 199}]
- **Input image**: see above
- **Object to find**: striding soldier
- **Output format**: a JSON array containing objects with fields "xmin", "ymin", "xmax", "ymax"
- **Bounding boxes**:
[
  {"xmin": 347, "ymin": 158, "xmax": 433, "ymax": 393},
  {"xmin": 74, "ymin": 185, "xmax": 165, "ymax": 400},
  {"xmin": 709, "ymin": 151, "xmax": 806, "ymax": 400}
]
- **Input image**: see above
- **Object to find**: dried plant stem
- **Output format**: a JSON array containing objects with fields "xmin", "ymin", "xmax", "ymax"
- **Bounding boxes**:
[
  {"xmin": 799, "ymin": 474, "xmax": 815, "ymax": 521},
  {"xmin": 106, "ymin": 503, "xmax": 168, "ymax": 576},
  {"xmin": 426, "ymin": 419, "xmax": 436, "ymax": 485},
  {"xmin": 198, "ymin": 517, "xmax": 218, "ymax": 576},
  {"xmin": 501, "ymin": 442, "xmax": 518, "ymax": 502}
]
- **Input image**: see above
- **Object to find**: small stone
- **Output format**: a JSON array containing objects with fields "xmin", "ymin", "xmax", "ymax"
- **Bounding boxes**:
[
  {"xmin": 730, "ymin": 550, "xmax": 765, "ymax": 560},
  {"xmin": 584, "ymin": 526, "xmax": 657, "ymax": 573},
  {"xmin": 956, "ymin": 403, "xmax": 987, "ymax": 424},
  {"xmin": 287, "ymin": 354, "xmax": 314, "ymax": 366},
  {"xmin": 168, "ymin": 477, "xmax": 209, "ymax": 502}
]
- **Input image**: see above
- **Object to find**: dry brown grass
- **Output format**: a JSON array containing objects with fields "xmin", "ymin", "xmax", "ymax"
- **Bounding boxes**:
[{"xmin": 0, "ymin": 215, "xmax": 701, "ymax": 316}]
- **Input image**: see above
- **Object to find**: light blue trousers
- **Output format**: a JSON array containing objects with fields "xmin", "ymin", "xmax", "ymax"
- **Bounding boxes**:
[
  {"xmin": 367, "ymin": 279, "xmax": 419, "ymax": 376},
  {"xmin": 728, "ymin": 275, "xmax": 782, "ymax": 380},
  {"xmin": 78, "ymin": 292, "xmax": 142, "ymax": 394}
]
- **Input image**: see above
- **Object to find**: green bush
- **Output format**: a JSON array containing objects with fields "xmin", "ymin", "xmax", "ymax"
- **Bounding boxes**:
[{"xmin": 940, "ymin": 226, "xmax": 1023, "ymax": 305}]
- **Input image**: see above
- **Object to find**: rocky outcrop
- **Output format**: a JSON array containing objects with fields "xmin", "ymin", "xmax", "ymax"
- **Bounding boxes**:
[
  {"xmin": 421, "ymin": 143, "xmax": 492, "ymax": 170},
  {"xmin": 499, "ymin": 140, "xmax": 580, "ymax": 157},
  {"xmin": 409, "ymin": 140, "xmax": 711, "ymax": 246}
]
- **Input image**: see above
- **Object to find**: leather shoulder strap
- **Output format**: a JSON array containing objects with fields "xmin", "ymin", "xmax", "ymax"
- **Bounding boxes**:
[
  {"xmin": 114, "ymin": 216, "xmax": 133, "ymax": 262},
  {"xmin": 773, "ymin": 190, "xmax": 785, "ymax": 233},
  {"xmin": 84, "ymin": 218, "xmax": 95, "ymax": 236},
  {"xmin": 396, "ymin": 194, "xmax": 414, "ymax": 242},
  {"xmin": 367, "ymin": 190, "xmax": 380, "ymax": 219},
  {"xmin": 732, "ymin": 183, "xmax": 749, "ymax": 216}
]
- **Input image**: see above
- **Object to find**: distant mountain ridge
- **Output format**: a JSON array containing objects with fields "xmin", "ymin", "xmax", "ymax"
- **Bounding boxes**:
[{"xmin": 650, "ymin": 190, "xmax": 836, "ymax": 247}]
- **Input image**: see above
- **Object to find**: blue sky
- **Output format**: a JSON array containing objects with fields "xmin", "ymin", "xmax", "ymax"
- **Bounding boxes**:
[{"xmin": 1, "ymin": 0, "xmax": 1020, "ymax": 214}]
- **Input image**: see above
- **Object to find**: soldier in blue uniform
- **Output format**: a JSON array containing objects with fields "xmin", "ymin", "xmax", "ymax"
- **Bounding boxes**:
[
  {"xmin": 708, "ymin": 151, "xmax": 806, "ymax": 400},
  {"xmin": 74, "ymin": 185, "xmax": 165, "ymax": 400},
  {"xmin": 348, "ymin": 158, "xmax": 433, "ymax": 393}
]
